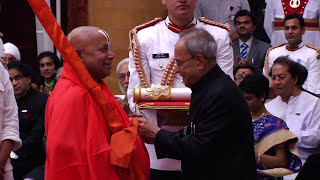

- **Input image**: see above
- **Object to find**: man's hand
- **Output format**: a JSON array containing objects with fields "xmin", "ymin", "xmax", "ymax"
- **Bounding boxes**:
[
  {"xmin": 137, "ymin": 118, "xmax": 160, "ymax": 144},
  {"xmin": 236, "ymin": 56, "xmax": 252, "ymax": 65},
  {"xmin": 116, "ymin": 97, "xmax": 132, "ymax": 115}
]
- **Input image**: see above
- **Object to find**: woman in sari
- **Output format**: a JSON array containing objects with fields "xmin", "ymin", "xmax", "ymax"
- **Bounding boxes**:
[{"xmin": 239, "ymin": 74, "xmax": 301, "ymax": 179}]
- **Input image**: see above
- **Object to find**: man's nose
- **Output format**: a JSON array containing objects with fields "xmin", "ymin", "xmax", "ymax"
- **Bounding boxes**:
[
  {"xmin": 124, "ymin": 75, "xmax": 129, "ymax": 84},
  {"xmin": 108, "ymin": 50, "xmax": 116, "ymax": 60},
  {"xmin": 12, "ymin": 79, "xmax": 18, "ymax": 86}
]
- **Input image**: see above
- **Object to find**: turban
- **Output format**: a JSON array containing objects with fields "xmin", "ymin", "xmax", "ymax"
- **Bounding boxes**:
[{"xmin": 4, "ymin": 42, "xmax": 20, "ymax": 61}]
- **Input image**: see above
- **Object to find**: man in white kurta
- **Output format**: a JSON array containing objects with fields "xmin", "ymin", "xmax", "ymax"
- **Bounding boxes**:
[
  {"xmin": 128, "ymin": 0, "xmax": 233, "ymax": 178},
  {"xmin": 266, "ymin": 91, "xmax": 320, "ymax": 164},
  {"xmin": 264, "ymin": 0, "xmax": 320, "ymax": 46}
]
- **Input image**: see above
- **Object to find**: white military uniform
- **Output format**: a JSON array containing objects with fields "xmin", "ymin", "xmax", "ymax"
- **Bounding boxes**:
[
  {"xmin": 264, "ymin": 0, "xmax": 320, "ymax": 46},
  {"xmin": 128, "ymin": 17, "xmax": 233, "ymax": 171},
  {"xmin": 264, "ymin": 43, "xmax": 320, "ymax": 94},
  {"xmin": 195, "ymin": 0, "xmax": 250, "ymax": 35}
]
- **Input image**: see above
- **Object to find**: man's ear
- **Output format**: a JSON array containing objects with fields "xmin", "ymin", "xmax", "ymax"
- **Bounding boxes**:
[
  {"xmin": 26, "ymin": 76, "xmax": 32, "ymax": 84},
  {"xmin": 195, "ymin": 54, "xmax": 206, "ymax": 70},
  {"xmin": 302, "ymin": 26, "xmax": 306, "ymax": 35}
]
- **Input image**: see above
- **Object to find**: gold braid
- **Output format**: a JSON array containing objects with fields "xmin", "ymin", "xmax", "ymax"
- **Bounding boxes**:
[
  {"xmin": 129, "ymin": 18, "xmax": 162, "ymax": 88},
  {"xmin": 160, "ymin": 57, "xmax": 177, "ymax": 86},
  {"xmin": 129, "ymin": 17, "xmax": 179, "ymax": 88},
  {"xmin": 198, "ymin": 17, "xmax": 231, "ymax": 31},
  {"xmin": 305, "ymin": 44, "xmax": 320, "ymax": 53},
  {"xmin": 264, "ymin": 43, "xmax": 286, "ymax": 78}
]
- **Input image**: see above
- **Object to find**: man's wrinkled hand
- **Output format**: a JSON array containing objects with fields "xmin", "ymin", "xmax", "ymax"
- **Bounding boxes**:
[{"xmin": 137, "ymin": 118, "xmax": 160, "ymax": 144}]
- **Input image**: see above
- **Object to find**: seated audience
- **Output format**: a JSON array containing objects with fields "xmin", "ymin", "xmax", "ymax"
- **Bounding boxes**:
[
  {"xmin": 239, "ymin": 74, "xmax": 302, "ymax": 179},
  {"xmin": 265, "ymin": 56, "xmax": 320, "ymax": 179},
  {"xmin": 233, "ymin": 10, "xmax": 271, "ymax": 72},
  {"xmin": 8, "ymin": 61, "xmax": 47, "ymax": 180},
  {"xmin": 32, "ymin": 51, "xmax": 61, "ymax": 94},
  {"xmin": 233, "ymin": 63, "xmax": 258, "ymax": 86},
  {"xmin": 264, "ymin": 14, "xmax": 320, "ymax": 94}
]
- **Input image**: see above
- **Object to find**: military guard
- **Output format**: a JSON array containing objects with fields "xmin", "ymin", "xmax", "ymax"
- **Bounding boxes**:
[
  {"xmin": 264, "ymin": 0, "xmax": 320, "ymax": 46},
  {"xmin": 264, "ymin": 14, "xmax": 320, "ymax": 94},
  {"xmin": 128, "ymin": 0, "xmax": 234, "ymax": 179}
]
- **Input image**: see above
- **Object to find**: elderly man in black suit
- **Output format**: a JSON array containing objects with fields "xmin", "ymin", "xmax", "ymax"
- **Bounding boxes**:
[
  {"xmin": 138, "ymin": 28, "xmax": 257, "ymax": 180},
  {"xmin": 233, "ymin": 10, "xmax": 271, "ymax": 72}
]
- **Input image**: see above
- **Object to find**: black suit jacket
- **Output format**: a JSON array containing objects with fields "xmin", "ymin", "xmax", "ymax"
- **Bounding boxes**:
[
  {"xmin": 155, "ymin": 66, "xmax": 257, "ymax": 179},
  {"xmin": 233, "ymin": 37, "xmax": 271, "ymax": 71}
]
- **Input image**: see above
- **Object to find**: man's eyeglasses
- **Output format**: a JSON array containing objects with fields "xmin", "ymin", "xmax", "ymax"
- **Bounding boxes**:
[
  {"xmin": 175, "ymin": 56, "xmax": 195, "ymax": 67},
  {"xmin": 9, "ymin": 74, "xmax": 24, "ymax": 82}
]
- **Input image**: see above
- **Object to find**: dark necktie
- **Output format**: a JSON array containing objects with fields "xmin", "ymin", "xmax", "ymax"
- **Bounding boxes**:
[{"xmin": 241, "ymin": 43, "xmax": 248, "ymax": 59}]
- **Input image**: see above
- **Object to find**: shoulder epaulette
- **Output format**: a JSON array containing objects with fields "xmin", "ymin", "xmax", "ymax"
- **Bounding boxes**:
[
  {"xmin": 305, "ymin": 44, "xmax": 320, "ymax": 53},
  {"xmin": 198, "ymin": 17, "xmax": 231, "ymax": 31},
  {"xmin": 264, "ymin": 43, "xmax": 286, "ymax": 78},
  {"xmin": 128, "ymin": 18, "xmax": 163, "ymax": 88},
  {"xmin": 131, "ymin": 17, "xmax": 162, "ymax": 34}
]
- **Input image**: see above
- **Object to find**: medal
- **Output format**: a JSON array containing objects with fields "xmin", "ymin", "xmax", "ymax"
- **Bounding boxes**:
[{"xmin": 290, "ymin": 0, "xmax": 300, "ymax": 8}]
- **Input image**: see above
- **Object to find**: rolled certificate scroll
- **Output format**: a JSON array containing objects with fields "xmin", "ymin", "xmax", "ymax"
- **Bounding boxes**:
[{"xmin": 133, "ymin": 84, "xmax": 191, "ymax": 103}]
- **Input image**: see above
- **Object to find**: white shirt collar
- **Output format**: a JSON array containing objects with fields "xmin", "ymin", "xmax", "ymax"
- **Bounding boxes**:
[{"xmin": 239, "ymin": 36, "xmax": 253, "ymax": 48}]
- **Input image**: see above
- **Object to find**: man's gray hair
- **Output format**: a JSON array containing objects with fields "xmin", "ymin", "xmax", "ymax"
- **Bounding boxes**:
[
  {"xmin": 116, "ymin": 58, "xmax": 129, "ymax": 78},
  {"xmin": 179, "ymin": 28, "xmax": 217, "ymax": 60}
]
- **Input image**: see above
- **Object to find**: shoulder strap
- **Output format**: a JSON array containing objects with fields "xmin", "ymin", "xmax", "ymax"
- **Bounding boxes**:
[
  {"xmin": 305, "ymin": 44, "xmax": 320, "ymax": 53},
  {"xmin": 264, "ymin": 43, "xmax": 286, "ymax": 77},
  {"xmin": 198, "ymin": 17, "xmax": 231, "ymax": 31},
  {"xmin": 129, "ymin": 18, "xmax": 163, "ymax": 88}
]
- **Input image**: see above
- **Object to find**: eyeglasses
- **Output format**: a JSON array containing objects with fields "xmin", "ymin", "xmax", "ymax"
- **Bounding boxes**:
[{"xmin": 175, "ymin": 56, "xmax": 195, "ymax": 67}]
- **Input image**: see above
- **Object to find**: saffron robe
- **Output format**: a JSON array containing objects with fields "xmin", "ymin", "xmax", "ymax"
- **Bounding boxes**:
[{"xmin": 45, "ymin": 63, "xmax": 150, "ymax": 180}]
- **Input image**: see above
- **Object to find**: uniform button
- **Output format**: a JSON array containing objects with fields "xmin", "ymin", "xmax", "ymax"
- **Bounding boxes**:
[
  {"xmin": 284, "ymin": 7, "xmax": 286, "ymax": 9},
  {"xmin": 159, "ymin": 64, "xmax": 163, "ymax": 69}
]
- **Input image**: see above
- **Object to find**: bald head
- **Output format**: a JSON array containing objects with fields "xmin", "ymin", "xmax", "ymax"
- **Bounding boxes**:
[
  {"xmin": 67, "ymin": 26, "xmax": 115, "ymax": 81},
  {"xmin": 68, "ymin": 26, "xmax": 111, "ymax": 51}
]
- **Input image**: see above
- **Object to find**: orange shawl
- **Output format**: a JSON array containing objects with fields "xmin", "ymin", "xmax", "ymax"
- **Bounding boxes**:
[{"xmin": 45, "ymin": 63, "xmax": 149, "ymax": 180}]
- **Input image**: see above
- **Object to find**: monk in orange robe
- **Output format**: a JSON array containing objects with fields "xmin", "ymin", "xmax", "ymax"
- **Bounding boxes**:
[{"xmin": 45, "ymin": 26, "xmax": 150, "ymax": 180}]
